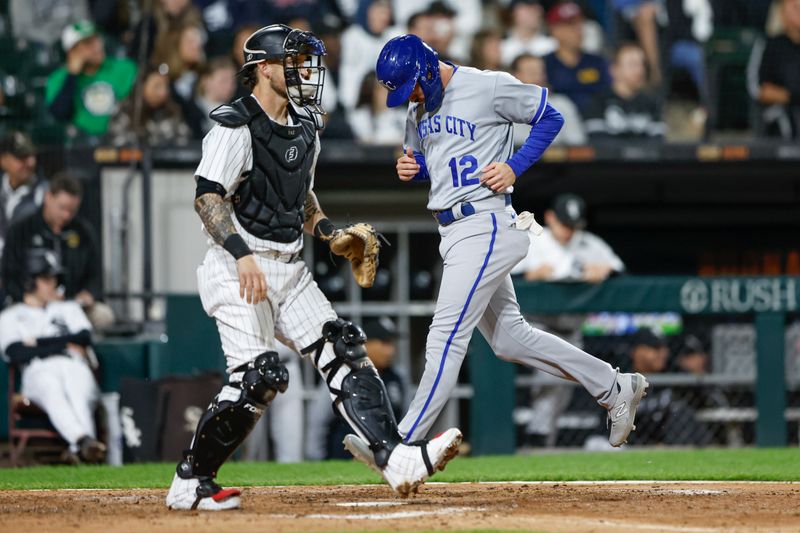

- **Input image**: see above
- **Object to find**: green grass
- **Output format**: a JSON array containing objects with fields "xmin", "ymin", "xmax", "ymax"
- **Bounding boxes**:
[{"xmin": 0, "ymin": 448, "xmax": 798, "ymax": 490}]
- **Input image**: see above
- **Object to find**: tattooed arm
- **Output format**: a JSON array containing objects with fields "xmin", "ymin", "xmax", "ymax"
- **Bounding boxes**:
[
  {"xmin": 304, "ymin": 189, "xmax": 336, "ymax": 239},
  {"xmin": 195, "ymin": 191, "xmax": 267, "ymax": 304},
  {"xmin": 195, "ymin": 192, "xmax": 239, "ymax": 247}
]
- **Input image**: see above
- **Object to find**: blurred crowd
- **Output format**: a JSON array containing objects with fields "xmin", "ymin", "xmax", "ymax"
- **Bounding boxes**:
[{"xmin": 1, "ymin": 0, "xmax": 799, "ymax": 149}]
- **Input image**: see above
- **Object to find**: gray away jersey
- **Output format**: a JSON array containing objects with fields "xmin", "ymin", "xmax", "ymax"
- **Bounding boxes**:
[{"xmin": 404, "ymin": 66, "xmax": 547, "ymax": 211}]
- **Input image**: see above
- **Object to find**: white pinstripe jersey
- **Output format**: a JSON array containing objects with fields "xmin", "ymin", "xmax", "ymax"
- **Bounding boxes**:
[
  {"xmin": 0, "ymin": 301, "xmax": 92, "ymax": 362},
  {"xmin": 195, "ymin": 97, "xmax": 322, "ymax": 255}
]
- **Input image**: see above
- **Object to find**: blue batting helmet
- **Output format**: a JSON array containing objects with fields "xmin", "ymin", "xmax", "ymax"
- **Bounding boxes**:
[{"xmin": 376, "ymin": 34, "xmax": 443, "ymax": 112}]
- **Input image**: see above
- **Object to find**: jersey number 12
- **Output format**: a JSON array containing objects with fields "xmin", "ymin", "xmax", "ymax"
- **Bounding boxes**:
[{"xmin": 449, "ymin": 155, "xmax": 479, "ymax": 187}]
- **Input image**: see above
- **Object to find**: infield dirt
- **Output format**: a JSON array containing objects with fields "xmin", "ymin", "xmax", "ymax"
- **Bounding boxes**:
[{"xmin": 1, "ymin": 482, "xmax": 798, "ymax": 533}]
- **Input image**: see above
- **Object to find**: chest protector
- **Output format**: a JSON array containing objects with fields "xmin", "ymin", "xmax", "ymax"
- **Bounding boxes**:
[{"xmin": 210, "ymin": 97, "xmax": 317, "ymax": 243}]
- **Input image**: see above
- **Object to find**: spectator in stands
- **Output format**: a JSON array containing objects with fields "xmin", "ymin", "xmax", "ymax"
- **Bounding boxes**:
[
  {"xmin": 129, "ymin": 0, "xmax": 203, "ymax": 65},
  {"xmin": 511, "ymin": 53, "xmax": 586, "ymax": 145},
  {"xmin": 543, "ymin": 2, "xmax": 610, "ymax": 114},
  {"xmin": 1, "ymin": 173, "xmax": 114, "ymax": 329},
  {"xmin": 584, "ymin": 43, "xmax": 666, "ymax": 140},
  {"xmin": 0, "ymin": 132, "xmax": 46, "ymax": 262},
  {"xmin": 0, "ymin": 248, "xmax": 104, "ymax": 464},
  {"xmin": 407, "ymin": 10, "xmax": 437, "ymax": 48},
  {"xmin": 674, "ymin": 334, "xmax": 729, "ymax": 414},
  {"xmin": 108, "ymin": 65, "xmax": 192, "ymax": 147},
  {"xmin": 501, "ymin": 0, "xmax": 557, "ymax": 66},
  {"xmin": 305, "ymin": 317, "xmax": 407, "ymax": 460},
  {"xmin": 339, "ymin": 0, "xmax": 401, "ymax": 111},
  {"xmin": 662, "ymin": 0, "xmax": 711, "ymax": 102},
  {"xmin": 610, "ymin": 0, "xmax": 662, "ymax": 86},
  {"xmin": 10, "ymin": 0, "xmax": 89, "ymax": 47},
  {"xmin": 419, "ymin": 1, "xmax": 458, "ymax": 59},
  {"xmin": 754, "ymin": 0, "xmax": 800, "ymax": 138},
  {"xmin": 392, "ymin": 0, "xmax": 478, "ymax": 46},
  {"xmin": 512, "ymin": 193, "xmax": 624, "ymax": 282},
  {"xmin": 471, "ymin": 29, "xmax": 505, "ymax": 71},
  {"xmin": 394, "ymin": 0, "xmax": 482, "ymax": 60},
  {"xmin": 260, "ymin": 0, "xmax": 340, "ymax": 28},
  {"xmin": 311, "ymin": 16, "xmax": 355, "ymax": 138},
  {"xmin": 182, "ymin": 57, "xmax": 237, "ymax": 137},
  {"xmin": 194, "ymin": 0, "xmax": 261, "ymax": 56},
  {"xmin": 406, "ymin": 4, "xmax": 461, "ymax": 61},
  {"xmin": 347, "ymin": 73, "xmax": 406, "ymax": 145},
  {"xmin": 46, "ymin": 21, "xmax": 137, "ymax": 137},
  {"xmin": 230, "ymin": 24, "xmax": 260, "ymax": 100},
  {"xmin": 629, "ymin": 328, "xmax": 669, "ymax": 374},
  {"xmin": 625, "ymin": 328, "xmax": 712, "ymax": 446},
  {"xmin": 675, "ymin": 335, "xmax": 708, "ymax": 376},
  {"xmin": 408, "ymin": 1, "xmax": 460, "ymax": 60},
  {"xmin": 159, "ymin": 24, "xmax": 207, "ymax": 105}
]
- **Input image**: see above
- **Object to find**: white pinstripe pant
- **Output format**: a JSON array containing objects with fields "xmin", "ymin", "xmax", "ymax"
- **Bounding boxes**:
[
  {"xmin": 22, "ymin": 356, "xmax": 99, "ymax": 452},
  {"xmin": 197, "ymin": 245, "xmax": 338, "ymax": 372},
  {"xmin": 197, "ymin": 245, "xmax": 380, "ymax": 447}
]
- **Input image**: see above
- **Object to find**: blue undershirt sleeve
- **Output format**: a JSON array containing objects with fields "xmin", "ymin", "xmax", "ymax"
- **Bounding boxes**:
[
  {"xmin": 410, "ymin": 150, "xmax": 430, "ymax": 182},
  {"xmin": 505, "ymin": 103, "xmax": 564, "ymax": 177}
]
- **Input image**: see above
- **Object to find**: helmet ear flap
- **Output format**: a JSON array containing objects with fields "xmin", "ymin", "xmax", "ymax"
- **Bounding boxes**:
[{"xmin": 418, "ymin": 43, "xmax": 443, "ymax": 112}]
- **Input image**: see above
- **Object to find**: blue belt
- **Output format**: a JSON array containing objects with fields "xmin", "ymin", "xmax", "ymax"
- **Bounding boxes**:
[{"xmin": 433, "ymin": 194, "xmax": 512, "ymax": 226}]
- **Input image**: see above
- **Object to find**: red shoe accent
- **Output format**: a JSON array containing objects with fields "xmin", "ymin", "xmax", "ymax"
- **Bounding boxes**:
[{"xmin": 212, "ymin": 488, "xmax": 241, "ymax": 502}]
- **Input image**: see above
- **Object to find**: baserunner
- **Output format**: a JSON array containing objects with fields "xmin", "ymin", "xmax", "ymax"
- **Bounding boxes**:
[{"xmin": 345, "ymin": 34, "xmax": 648, "ymax": 476}]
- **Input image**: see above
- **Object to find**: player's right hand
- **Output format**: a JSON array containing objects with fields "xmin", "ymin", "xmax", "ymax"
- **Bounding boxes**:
[
  {"xmin": 66, "ymin": 50, "xmax": 86, "ymax": 75},
  {"xmin": 236, "ymin": 255, "xmax": 268, "ymax": 304},
  {"xmin": 396, "ymin": 147, "xmax": 420, "ymax": 181}
]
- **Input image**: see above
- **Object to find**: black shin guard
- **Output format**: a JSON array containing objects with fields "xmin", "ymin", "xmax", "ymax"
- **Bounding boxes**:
[
  {"xmin": 177, "ymin": 352, "xmax": 289, "ymax": 479},
  {"xmin": 303, "ymin": 319, "xmax": 403, "ymax": 468}
]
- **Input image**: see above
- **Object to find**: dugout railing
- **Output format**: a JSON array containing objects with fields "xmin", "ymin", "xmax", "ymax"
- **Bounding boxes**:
[{"xmin": 470, "ymin": 276, "xmax": 800, "ymax": 455}]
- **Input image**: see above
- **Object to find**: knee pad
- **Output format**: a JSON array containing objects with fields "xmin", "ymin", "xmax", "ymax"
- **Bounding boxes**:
[
  {"xmin": 178, "ymin": 351, "xmax": 288, "ymax": 479},
  {"xmin": 240, "ymin": 351, "xmax": 290, "ymax": 404},
  {"xmin": 303, "ymin": 319, "xmax": 402, "ymax": 468}
]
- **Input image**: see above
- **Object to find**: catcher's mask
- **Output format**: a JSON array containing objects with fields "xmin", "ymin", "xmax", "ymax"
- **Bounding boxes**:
[{"xmin": 242, "ymin": 24, "xmax": 327, "ymax": 116}]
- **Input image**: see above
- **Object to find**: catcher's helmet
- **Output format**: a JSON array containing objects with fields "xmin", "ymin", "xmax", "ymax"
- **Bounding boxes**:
[
  {"xmin": 23, "ymin": 248, "xmax": 62, "ymax": 292},
  {"xmin": 241, "ymin": 24, "xmax": 327, "ymax": 115},
  {"xmin": 376, "ymin": 34, "xmax": 443, "ymax": 112}
]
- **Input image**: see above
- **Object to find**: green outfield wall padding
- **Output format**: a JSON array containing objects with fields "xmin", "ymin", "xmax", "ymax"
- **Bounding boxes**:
[{"xmin": 162, "ymin": 294, "xmax": 226, "ymax": 377}]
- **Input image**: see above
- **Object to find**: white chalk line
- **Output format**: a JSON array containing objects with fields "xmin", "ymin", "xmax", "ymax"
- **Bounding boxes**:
[
  {"xmin": 335, "ymin": 501, "xmax": 407, "ymax": 507},
  {"xmin": 276, "ymin": 506, "xmax": 486, "ymax": 520},
  {"xmin": 657, "ymin": 489, "xmax": 725, "ymax": 495},
  {"xmin": 563, "ymin": 517, "xmax": 720, "ymax": 533},
  {"xmin": 13, "ymin": 480, "xmax": 799, "ymax": 492}
]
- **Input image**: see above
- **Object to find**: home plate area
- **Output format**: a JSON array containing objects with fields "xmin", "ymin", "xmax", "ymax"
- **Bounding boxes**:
[{"xmin": 1, "ymin": 481, "xmax": 799, "ymax": 533}]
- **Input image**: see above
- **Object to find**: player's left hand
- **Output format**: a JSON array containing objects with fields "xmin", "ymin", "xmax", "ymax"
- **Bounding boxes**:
[
  {"xmin": 481, "ymin": 162, "xmax": 516, "ymax": 193},
  {"xmin": 75, "ymin": 290, "xmax": 95, "ymax": 308},
  {"xmin": 582, "ymin": 263, "xmax": 614, "ymax": 284}
]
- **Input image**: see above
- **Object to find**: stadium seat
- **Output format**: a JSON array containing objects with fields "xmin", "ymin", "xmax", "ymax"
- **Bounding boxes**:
[
  {"xmin": 6, "ymin": 365, "xmax": 64, "ymax": 467},
  {"xmin": 704, "ymin": 28, "xmax": 763, "ymax": 134}
]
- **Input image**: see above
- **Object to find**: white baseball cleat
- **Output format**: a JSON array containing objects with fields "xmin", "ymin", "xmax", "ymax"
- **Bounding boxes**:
[
  {"xmin": 379, "ymin": 428, "xmax": 463, "ymax": 498},
  {"xmin": 343, "ymin": 434, "xmax": 382, "ymax": 475},
  {"xmin": 166, "ymin": 473, "xmax": 241, "ymax": 511},
  {"xmin": 607, "ymin": 372, "xmax": 649, "ymax": 447}
]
